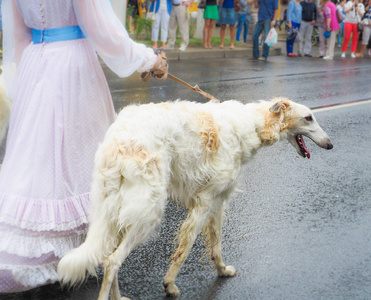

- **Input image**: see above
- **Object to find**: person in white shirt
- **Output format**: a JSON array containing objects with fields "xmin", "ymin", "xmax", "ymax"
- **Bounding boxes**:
[
  {"xmin": 341, "ymin": 0, "xmax": 365, "ymax": 58},
  {"xmin": 357, "ymin": 1, "xmax": 371, "ymax": 57},
  {"xmin": 167, "ymin": 0, "xmax": 193, "ymax": 51}
]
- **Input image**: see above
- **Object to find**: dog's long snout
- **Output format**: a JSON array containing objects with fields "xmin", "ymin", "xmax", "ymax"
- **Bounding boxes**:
[
  {"xmin": 313, "ymin": 135, "xmax": 333, "ymax": 150},
  {"xmin": 313, "ymin": 126, "xmax": 333, "ymax": 150}
]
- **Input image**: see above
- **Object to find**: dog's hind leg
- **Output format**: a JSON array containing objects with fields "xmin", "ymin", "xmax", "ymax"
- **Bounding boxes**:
[
  {"xmin": 98, "ymin": 211, "xmax": 164, "ymax": 300},
  {"xmin": 109, "ymin": 273, "xmax": 123, "ymax": 300},
  {"xmin": 163, "ymin": 202, "xmax": 211, "ymax": 297},
  {"xmin": 107, "ymin": 272, "xmax": 131, "ymax": 300},
  {"xmin": 98, "ymin": 254, "xmax": 119, "ymax": 300},
  {"xmin": 97, "ymin": 178, "xmax": 167, "ymax": 300},
  {"xmin": 204, "ymin": 205, "xmax": 237, "ymax": 277}
]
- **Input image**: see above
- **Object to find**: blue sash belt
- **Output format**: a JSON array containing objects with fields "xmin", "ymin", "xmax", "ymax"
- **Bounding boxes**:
[{"xmin": 31, "ymin": 26, "xmax": 86, "ymax": 44}]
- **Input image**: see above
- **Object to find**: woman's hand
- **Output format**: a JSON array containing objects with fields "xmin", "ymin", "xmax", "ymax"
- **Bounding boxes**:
[{"xmin": 141, "ymin": 49, "xmax": 168, "ymax": 82}]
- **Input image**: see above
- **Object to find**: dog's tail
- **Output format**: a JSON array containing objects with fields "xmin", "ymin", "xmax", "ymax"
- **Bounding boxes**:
[
  {"xmin": 57, "ymin": 240, "xmax": 101, "ymax": 287},
  {"xmin": 58, "ymin": 186, "xmax": 121, "ymax": 287},
  {"xmin": 58, "ymin": 140, "xmax": 128, "ymax": 286}
]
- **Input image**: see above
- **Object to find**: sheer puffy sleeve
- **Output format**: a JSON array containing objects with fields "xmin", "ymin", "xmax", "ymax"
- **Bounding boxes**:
[
  {"xmin": 73, "ymin": 0, "xmax": 158, "ymax": 77},
  {"xmin": 2, "ymin": 0, "xmax": 32, "ymax": 99}
]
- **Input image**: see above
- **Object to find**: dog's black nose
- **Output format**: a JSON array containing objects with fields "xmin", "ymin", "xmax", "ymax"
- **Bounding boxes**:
[{"xmin": 327, "ymin": 143, "xmax": 333, "ymax": 150}]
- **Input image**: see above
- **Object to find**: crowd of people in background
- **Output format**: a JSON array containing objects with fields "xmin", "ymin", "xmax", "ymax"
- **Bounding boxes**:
[
  {"xmin": 285, "ymin": 0, "xmax": 371, "ymax": 59},
  {"xmin": 1, "ymin": 0, "xmax": 370, "ymax": 60},
  {"xmin": 124, "ymin": 0, "xmax": 371, "ymax": 61}
]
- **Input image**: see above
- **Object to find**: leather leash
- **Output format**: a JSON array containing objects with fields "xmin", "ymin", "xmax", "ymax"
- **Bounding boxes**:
[{"xmin": 167, "ymin": 73, "xmax": 220, "ymax": 103}]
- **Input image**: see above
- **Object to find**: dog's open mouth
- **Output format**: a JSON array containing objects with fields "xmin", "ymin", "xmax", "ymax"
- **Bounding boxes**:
[{"xmin": 296, "ymin": 134, "xmax": 310, "ymax": 159}]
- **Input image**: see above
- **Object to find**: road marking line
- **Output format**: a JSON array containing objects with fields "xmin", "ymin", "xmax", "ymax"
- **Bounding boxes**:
[{"xmin": 312, "ymin": 99, "xmax": 371, "ymax": 112}]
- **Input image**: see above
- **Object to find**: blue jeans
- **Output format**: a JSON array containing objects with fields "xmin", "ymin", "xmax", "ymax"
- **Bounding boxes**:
[
  {"xmin": 286, "ymin": 22, "xmax": 300, "ymax": 54},
  {"xmin": 236, "ymin": 14, "xmax": 251, "ymax": 42},
  {"xmin": 252, "ymin": 19, "xmax": 271, "ymax": 59},
  {"xmin": 337, "ymin": 22, "xmax": 344, "ymax": 45}
]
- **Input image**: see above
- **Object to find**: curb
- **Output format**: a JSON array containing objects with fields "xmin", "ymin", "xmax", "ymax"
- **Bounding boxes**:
[{"xmin": 164, "ymin": 44, "xmax": 283, "ymax": 61}]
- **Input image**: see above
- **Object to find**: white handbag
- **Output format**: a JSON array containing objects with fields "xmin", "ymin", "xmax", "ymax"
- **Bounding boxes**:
[{"xmin": 147, "ymin": 12, "xmax": 156, "ymax": 21}]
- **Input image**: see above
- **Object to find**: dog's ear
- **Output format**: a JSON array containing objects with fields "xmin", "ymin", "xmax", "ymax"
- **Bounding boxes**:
[{"xmin": 269, "ymin": 99, "xmax": 291, "ymax": 114}]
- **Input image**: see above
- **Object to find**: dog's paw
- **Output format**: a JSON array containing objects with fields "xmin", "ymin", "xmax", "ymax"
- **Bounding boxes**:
[
  {"xmin": 121, "ymin": 297, "xmax": 131, "ymax": 300},
  {"xmin": 163, "ymin": 282, "xmax": 179, "ymax": 297},
  {"xmin": 217, "ymin": 265, "xmax": 237, "ymax": 277}
]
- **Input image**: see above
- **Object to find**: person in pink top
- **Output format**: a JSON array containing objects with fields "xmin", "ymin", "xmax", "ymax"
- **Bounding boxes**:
[
  {"xmin": 322, "ymin": 0, "xmax": 340, "ymax": 60},
  {"xmin": 0, "ymin": 0, "xmax": 167, "ymax": 293}
]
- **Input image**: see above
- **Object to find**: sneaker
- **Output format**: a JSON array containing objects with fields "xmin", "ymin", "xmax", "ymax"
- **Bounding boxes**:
[
  {"xmin": 298, "ymin": 53, "xmax": 303, "ymax": 57},
  {"xmin": 304, "ymin": 54, "xmax": 312, "ymax": 57},
  {"xmin": 351, "ymin": 52, "xmax": 356, "ymax": 58},
  {"xmin": 287, "ymin": 53, "xmax": 298, "ymax": 57},
  {"xmin": 258, "ymin": 57, "xmax": 266, "ymax": 61},
  {"xmin": 179, "ymin": 45, "xmax": 187, "ymax": 51},
  {"xmin": 323, "ymin": 56, "xmax": 333, "ymax": 60},
  {"xmin": 166, "ymin": 44, "xmax": 174, "ymax": 50},
  {"xmin": 341, "ymin": 53, "xmax": 346, "ymax": 58}
]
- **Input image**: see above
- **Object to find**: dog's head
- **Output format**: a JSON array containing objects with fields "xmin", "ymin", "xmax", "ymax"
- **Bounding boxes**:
[{"xmin": 268, "ymin": 98, "xmax": 333, "ymax": 159}]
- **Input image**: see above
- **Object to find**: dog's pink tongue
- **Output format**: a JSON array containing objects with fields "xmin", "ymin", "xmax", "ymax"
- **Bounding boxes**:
[{"xmin": 302, "ymin": 140, "xmax": 310, "ymax": 159}]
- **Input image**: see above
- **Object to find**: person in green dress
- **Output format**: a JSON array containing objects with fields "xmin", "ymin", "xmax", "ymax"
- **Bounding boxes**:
[{"xmin": 201, "ymin": 0, "xmax": 220, "ymax": 48}]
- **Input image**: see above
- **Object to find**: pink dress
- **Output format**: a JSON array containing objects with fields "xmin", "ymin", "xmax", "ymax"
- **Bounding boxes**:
[
  {"xmin": 0, "ymin": 0, "xmax": 157, "ymax": 293},
  {"xmin": 323, "ymin": 1, "xmax": 340, "ymax": 31}
]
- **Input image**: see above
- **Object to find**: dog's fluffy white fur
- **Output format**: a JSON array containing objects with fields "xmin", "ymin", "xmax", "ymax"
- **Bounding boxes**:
[
  {"xmin": 58, "ymin": 98, "xmax": 332, "ymax": 299},
  {"xmin": 0, "ymin": 73, "xmax": 12, "ymax": 145}
]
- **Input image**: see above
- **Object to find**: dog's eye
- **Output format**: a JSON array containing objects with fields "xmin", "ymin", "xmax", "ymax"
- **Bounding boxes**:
[{"xmin": 305, "ymin": 115, "xmax": 313, "ymax": 122}]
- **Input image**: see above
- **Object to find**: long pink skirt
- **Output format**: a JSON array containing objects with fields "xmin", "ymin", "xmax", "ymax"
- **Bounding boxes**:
[{"xmin": 0, "ymin": 39, "xmax": 116, "ymax": 293}]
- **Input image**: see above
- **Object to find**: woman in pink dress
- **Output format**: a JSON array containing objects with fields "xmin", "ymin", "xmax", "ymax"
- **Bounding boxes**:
[
  {"xmin": 0, "ymin": 0, "xmax": 166, "ymax": 293},
  {"xmin": 322, "ymin": 0, "xmax": 340, "ymax": 60}
]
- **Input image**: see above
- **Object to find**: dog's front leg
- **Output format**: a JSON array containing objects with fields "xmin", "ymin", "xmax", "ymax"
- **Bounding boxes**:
[
  {"xmin": 204, "ymin": 207, "xmax": 237, "ymax": 277},
  {"xmin": 163, "ymin": 204, "xmax": 210, "ymax": 297}
]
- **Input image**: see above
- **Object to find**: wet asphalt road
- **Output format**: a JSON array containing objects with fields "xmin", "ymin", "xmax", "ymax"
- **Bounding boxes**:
[{"xmin": 1, "ymin": 54, "xmax": 371, "ymax": 300}]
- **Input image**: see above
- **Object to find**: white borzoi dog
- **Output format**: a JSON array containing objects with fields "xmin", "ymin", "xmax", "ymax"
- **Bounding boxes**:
[{"xmin": 58, "ymin": 98, "xmax": 333, "ymax": 299}]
